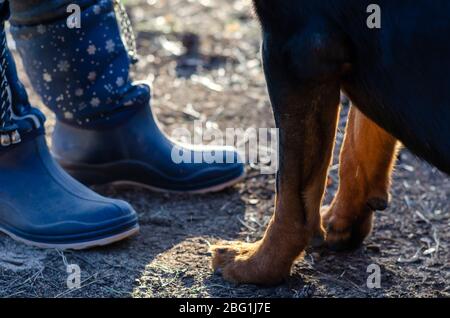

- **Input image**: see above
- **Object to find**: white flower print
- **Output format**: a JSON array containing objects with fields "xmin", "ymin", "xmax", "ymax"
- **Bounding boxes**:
[
  {"xmin": 105, "ymin": 40, "xmax": 116, "ymax": 53},
  {"xmin": 75, "ymin": 88, "xmax": 84, "ymax": 97},
  {"xmin": 90, "ymin": 97, "xmax": 101, "ymax": 107},
  {"xmin": 116, "ymin": 77, "xmax": 125, "ymax": 87},
  {"xmin": 43, "ymin": 73, "xmax": 52, "ymax": 82},
  {"xmin": 37, "ymin": 25, "xmax": 46, "ymax": 34},
  {"xmin": 87, "ymin": 44, "xmax": 97, "ymax": 55},
  {"xmin": 88, "ymin": 72, "xmax": 97, "ymax": 81},
  {"xmin": 93, "ymin": 5, "xmax": 101, "ymax": 15},
  {"xmin": 57, "ymin": 60, "xmax": 70, "ymax": 72},
  {"xmin": 64, "ymin": 112, "xmax": 74, "ymax": 120}
]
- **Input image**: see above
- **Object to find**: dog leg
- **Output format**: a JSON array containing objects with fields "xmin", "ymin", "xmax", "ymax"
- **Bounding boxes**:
[
  {"xmin": 322, "ymin": 106, "xmax": 399, "ymax": 250},
  {"xmin": 212, "ymin": 33, "xmax": 342, "ymax": 284}
]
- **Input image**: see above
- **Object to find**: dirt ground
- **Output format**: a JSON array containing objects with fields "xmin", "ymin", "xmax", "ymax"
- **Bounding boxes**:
[{"xmin": 0, "ymin": 0, "xmax": 449, "ymax": 298}]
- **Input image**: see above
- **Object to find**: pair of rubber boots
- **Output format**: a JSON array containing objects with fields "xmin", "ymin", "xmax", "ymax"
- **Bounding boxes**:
[{"xmin": 0, "ymin": 0, "xmax": 244, "ymax": 249}]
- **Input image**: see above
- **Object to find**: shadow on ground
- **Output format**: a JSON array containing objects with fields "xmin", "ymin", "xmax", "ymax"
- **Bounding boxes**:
[{"xmin": 0, "ymin": 0, "xmax": 448, "ymax": 298}]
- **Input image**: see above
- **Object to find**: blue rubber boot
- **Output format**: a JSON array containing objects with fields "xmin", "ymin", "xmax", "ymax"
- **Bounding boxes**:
[
  {"xmin": 10, "ymin": 0, "xmax": 245, "ymax": 193},
  {"xmin": 0, "ymin": 5, "xmax": 139, "ymax": 249},
  {"xmin": 0, "ymin": 135, "xmax": 139, "ymax": 249}
]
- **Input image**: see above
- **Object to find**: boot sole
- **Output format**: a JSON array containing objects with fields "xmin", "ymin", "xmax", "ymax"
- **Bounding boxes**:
[
  {"xmin": 110, "ymin": 173, "xmax": 245, "ymax": 194},
  {"xmin": 57, "ymin": 158, "xmax": 246, "ymax": 194},
  {"xmin": 0, "ymin": 225, "xmax": 139, "ymax": 250}
]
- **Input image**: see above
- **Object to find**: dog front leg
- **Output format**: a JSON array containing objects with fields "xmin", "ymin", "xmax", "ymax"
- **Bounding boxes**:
[{"xmin": 212, "ymin": 34, "xmax": 342, "ymax": 285}]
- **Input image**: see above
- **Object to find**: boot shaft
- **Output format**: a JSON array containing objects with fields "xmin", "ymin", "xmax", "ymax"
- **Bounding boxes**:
[{"xmin": 10, "ymin": 0, "xmax": 150, "ymax": 129}]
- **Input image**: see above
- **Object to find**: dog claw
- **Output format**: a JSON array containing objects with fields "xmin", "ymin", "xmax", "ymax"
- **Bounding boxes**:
[
  {"xmin": 215, "ymin": 248, "xmax": 227, "ymax": 254},
  {"xmin": 367, "ymin": 197, "xmax": 388, "ymax": 211}
]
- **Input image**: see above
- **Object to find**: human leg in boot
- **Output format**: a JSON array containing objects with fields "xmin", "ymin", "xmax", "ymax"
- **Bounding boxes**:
[
  {"xmin": 0, "ymin": 1, "xmax": 139, "ymax": 249},
  {"xmin": 10, "ymin": 0, "xmax": 245, "ymax": 193}
]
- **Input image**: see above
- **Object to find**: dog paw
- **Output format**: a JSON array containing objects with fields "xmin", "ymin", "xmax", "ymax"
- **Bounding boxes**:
[
  {"xmin": 321, "ymin": 205, "xmax": 374, "ymax": 251},
  {"xmin": 211, "ymin": 241, "xmax": 288, "ymax": 285}
]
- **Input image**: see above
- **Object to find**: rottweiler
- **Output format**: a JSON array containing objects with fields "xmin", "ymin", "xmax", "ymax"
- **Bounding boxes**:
[{"xmin": 212, "ymin": 0, "xmax": 450, "ymax": 285}]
